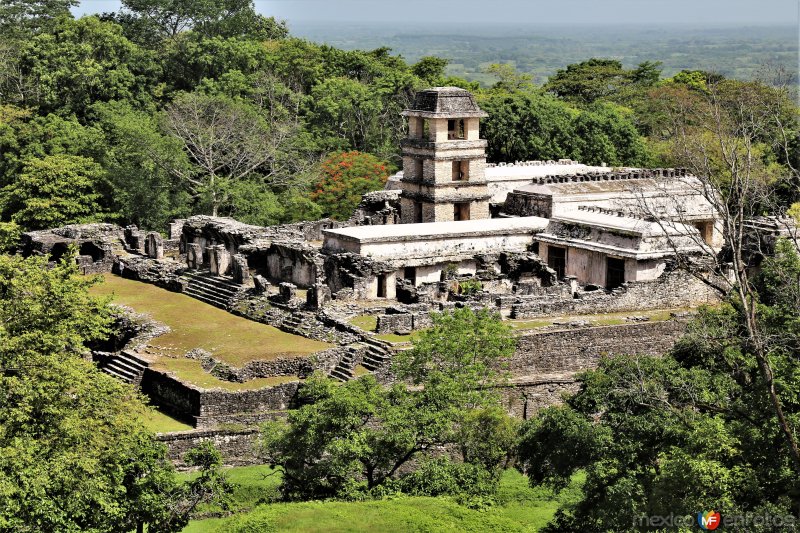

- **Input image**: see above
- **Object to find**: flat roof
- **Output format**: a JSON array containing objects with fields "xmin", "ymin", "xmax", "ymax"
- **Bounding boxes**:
[
  {"xmin": 324, "ymin": 216, "xmax": 549, "ymax": 243},
  {"xmin": 553, "ymin": 210, "xmax": 700, "ymax": 237},
  {"xmin": 486, "ymin": 164, "xmax": 616, "ymax": 181}
]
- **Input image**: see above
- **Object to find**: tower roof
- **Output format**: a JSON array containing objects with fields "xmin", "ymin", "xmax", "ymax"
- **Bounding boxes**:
[{"xmin": 402, "ymin": 87, "xmax": 488, "ymax": 118}]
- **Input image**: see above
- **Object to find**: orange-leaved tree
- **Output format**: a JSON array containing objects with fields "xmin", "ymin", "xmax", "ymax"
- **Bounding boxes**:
[{"xmin": 311, "ymin": 151, "xmax": 390, "ymax": 221}]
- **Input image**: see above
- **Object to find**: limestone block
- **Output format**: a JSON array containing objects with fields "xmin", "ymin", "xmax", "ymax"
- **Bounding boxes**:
[
  {"xmin": 306, "ymin": 283, "xmax": 332, "ymax": 310},
  {"xmin": 168, "ymin": 219, "xmax": 186, "ymax": 240},
  {"xmin": 187, "ymin": 243, "xmax": 203, "ymax": 269},
  {"xmin": 278, "ymin": 282, "xmax": 296, "ymax": 302},
  {"xmin": 145, "ymin": 232, "xmax": 164, "ymax": 259},
  {"xmin": 231, "ymin": 254, "xmax": 250, "ymax": 285},
  {"xmin": 253, "ymin": 275, "xmax": 270, "ymax": 294},
  {"xmin": 209, "ymin": 244, "xmax": 231, "ymax": 276}
]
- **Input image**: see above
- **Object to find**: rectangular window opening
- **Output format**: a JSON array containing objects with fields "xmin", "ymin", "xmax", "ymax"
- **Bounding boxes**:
[
  {"xmin": 606, "ymin": 257, "xmax": 626, "ymax": 289},
  {"xmin": 547, "ymin": 246, "xmax": 566, "ymax": 279}
]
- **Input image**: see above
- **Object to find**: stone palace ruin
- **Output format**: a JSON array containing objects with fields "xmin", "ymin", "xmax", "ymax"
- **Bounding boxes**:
[{"xmin": 25, "ymin": 87, "xmax": 788, "ymax": 465}]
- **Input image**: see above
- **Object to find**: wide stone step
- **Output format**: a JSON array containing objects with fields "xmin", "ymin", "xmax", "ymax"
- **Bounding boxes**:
[
  {"xmin": 106, "ymin": 357, "xmax": 144, "ymax": 375},
  {"xmin": 330, "ymin": 368, "xmax": 354, "ymax": 382},
  {"xmin": 183, "ymin": 273, "xmax": 240, "ymax": 290},
  {"xmin": 102, "ymin": 366, "xmax": 135, "ymax": 383},
  {"xmin": 182, "ymin": 278, "xmax": 239, "ymax": 297}
]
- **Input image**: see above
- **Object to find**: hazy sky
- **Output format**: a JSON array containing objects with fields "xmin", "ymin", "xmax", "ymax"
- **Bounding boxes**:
[{"xmin": 74, "ymin": 0, "xmax": 799, "ymax": 26}]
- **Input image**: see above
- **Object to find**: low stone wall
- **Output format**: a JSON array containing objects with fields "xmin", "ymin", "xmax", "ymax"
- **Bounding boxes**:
[
  {"xmin": 496, "ymin": 318, "xmax": 689, "ymax": 417},
  {"xmin": 509, "ymin": 318, "xmax": 689, "ymax": 376},
  {"xmin": 157, "ymin": 429, "xmax": 261, "ymax": 469},
  {"xmin": 510, "ymin": 268, "xmax": 719, "ymax": 318},
  {"xmin": 140, "ymin": 369, "xmax": 300, "ymax": 428}
]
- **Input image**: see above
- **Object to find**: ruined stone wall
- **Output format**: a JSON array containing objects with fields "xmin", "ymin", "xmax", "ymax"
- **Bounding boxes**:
[
  {"xmin": 510, "ymin": 267, "xmax": 719, "ymax": 318},
  {"xmin": 509, "ymin": 319, "xmax": 688, "ymax": 376},
  {"xmin": 500, "ymin": 318, "xmax": 690, "ymax": 417},
  {"xmin": 140, "ymin": 369, "xmax": 300, "ymax": 428},
  {"xmin": 157, "ymin": 429, "xmax": 261, "ymax": 469}
]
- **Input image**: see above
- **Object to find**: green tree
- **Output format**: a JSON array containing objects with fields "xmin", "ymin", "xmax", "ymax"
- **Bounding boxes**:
[
  {"xmin": 262, "ymin": 308, "xmax": 517, "ymax": 501},
  {"xmin": 0, "ymin": 0, "xmax": 76, "ymax": 38},
  {"xmin": 310, "ymin": 151, "xmax": 390, "ymax": 221},
  {"xmin": 93, "ymin": 101, "xmax": 191, "ymax": 230},
  {"xmin": 478, "ymin": 90, "xmax": 576, "ymax": 163},
  {"xmin": 570, "ymin": 102, "xmax": 650, "ymax": 166},
  {"xmin": 120, "ymin": 0, "xmax": 287, "ymax": 40},
  {"xmin": 412, "ymin": 56, "xmax": 449, "ymax": 86},
  {"xmin": 393, "ymin": 307, "xmax": 515, "ymax": 413},
  {"xmin": 544, "ymin": 58, "xmax": 661, "ymax": 105},
  {"xmin": 18, "ymin": 16, "xmax": 158, "ymax": 116},
  {"xmin": 1, "ymin": 154, "xmax": 105, "ymax": 230},
  {"xmin": 517, "ymin": 242, "xmax": 800, "ymax": 532}
]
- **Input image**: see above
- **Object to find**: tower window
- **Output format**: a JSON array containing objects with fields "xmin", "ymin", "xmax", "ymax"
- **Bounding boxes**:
[
  {"xmin": 414, "ymin": 159, "xmax": 424, "ymax": 180},
  {"xmin": 454, "ymin": 202, "xmax": 471, "ymax": 221},
  {"xmin": 447, "ymin": 119, "xmax": 465, "ymax": 140},
  {"xmin": 451, "ymin": 161, "xmax": 469, "ymax": 181}
]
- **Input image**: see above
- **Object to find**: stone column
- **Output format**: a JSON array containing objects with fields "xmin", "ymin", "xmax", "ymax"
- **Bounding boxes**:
[
  {"xmin": 231, "ymin": 254, "xmax": 251, "ymax": 285},
  {"xmin": 306, "ymin": 283, "xmax": 331, "ymax": 310},
  {"xmin": 209, "ymin": 244, "xmax": 231, "ymax": 276},
  {"xmin": 187, "ymin": 243, "xmax": 203, "ymax": 269},
  {"xmin": 145, "ymin": 232, "xmax": 164, "ymax": 259},
  {"xmin": 168, "ymin": 219, "xmax": 186, "ymax": 240},
  {"xmin": 278, "ymin": 282, "xmax": 296, "ymax": 303}
]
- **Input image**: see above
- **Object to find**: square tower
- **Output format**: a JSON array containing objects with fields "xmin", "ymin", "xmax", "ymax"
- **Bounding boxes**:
[{"xmin": 400, "ymin": 87, "xmax": 490, "ymax": 223}]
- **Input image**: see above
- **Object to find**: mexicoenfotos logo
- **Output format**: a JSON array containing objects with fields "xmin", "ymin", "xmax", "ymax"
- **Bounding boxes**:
[{"xmin": 697, "ymin": 510, "xmax": 721, "ymax": 530}]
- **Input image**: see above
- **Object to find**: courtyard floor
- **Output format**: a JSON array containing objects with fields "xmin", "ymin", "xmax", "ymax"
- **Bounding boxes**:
[{"xmin": 91, "ymin": 274, "xmax": 332, "ymax": 390}]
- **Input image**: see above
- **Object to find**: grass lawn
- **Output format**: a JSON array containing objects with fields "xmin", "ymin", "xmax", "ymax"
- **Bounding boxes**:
[
  {"xmin": 348, "ymin": 314, "xmax": 377, "ymax": 332},
  {"xmin": 140, "ymin": 406, "xmax": 193, "ymax": 433},
  {"xmin": 91, "ymin": 274, "xmax": 331, "ymax": 367},
  {"xmin": 509, "ymin": 307, "xmax": 693, "ymax": 331},
  {"xmin": 181, "ymin": 468, "xmax": 581, "ymax": 533}
]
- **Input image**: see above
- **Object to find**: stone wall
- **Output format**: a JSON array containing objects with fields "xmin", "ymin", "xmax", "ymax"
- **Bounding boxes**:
[
  {"xmin": 157, "ymin": 429, "xmax": 261, "ymax": 469},
  {"xmin": 510, "ymin": 267, "xmax": 719, "ymax": 318},
  {"xmin": 499, "ymin": 317, "xmax": 690, "ymax": 418},
  {"xmin": 509, "ymin": 318, "xmax": 689, "ymax": 376},
  {"xmin": 140, "ymin": 369, "xmax": 301, "ymax": 428}
]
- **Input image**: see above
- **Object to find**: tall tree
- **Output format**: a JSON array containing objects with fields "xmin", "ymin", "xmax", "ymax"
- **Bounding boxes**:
[
  {"xmin": 163, "ymin": 91, "xmax": 295, "ymax": 216},
  {"xmin": 1, "ymin": 154, "xmax": 105, "ymax": 230}
]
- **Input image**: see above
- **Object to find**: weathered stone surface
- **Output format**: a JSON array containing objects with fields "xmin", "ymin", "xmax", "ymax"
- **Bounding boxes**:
[
  {"xmin": 376, "ymin": 313, "xmax": 412, "ymax": 334},
  {"xmin": 158, "ymin": 429, "xmax": 260, "ymax": 469},
  {"xmin": 253, "ymin": 275, "xmax": 270, "ymax": 294},
  {"xmin": 278, "ymin": 282, "xmax": 296, "ymax": 303},
  {"xmin": 186, "ymin": 243, "xmax": 203, "ymax": 269},
  {"xmin": 231, "ymin": 254, "xmax": 250, "ymax": 285},
  {"xmin": 145, "ymin": 232, "xmax": 164, "ymax": 259},
  {"xmin": 208, "ymin": 244, "xmax": 230, "ymax": 275},
  {"xmin": 306, "ymin": 283, "xmax": 331, "ymax": 310}
]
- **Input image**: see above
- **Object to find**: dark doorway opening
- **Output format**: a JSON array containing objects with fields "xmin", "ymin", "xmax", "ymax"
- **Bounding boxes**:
[
  {"xmin": 377, "ymin": 274, "xmax": 387, "ymax": 298},
  {"xmin": 403, "ymin": 266, "xmax": 416, "ymax": 285},
  {"xmin": 414, "ymin": 201, "xmax": 423, "ymax": 223},
  {"xmin": 606, "ymin": 257, "xmax": 626, "ymax": 289},
  {"xmin": 547, "ymin": 246, "xmax": 566, "ymax": 279}
]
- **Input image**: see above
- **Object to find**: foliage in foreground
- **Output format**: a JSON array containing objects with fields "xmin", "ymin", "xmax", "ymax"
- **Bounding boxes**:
[
  {"xmin": 0, "ymin": 252, "xmax": 228, "ymax": 532},
  {"xmin": 259, "ymin": 308, "xmax": 517, "ymax": 502},
  {"xmin": 517, "ymin": 240, "xmax": 800, "ymax": 532}
]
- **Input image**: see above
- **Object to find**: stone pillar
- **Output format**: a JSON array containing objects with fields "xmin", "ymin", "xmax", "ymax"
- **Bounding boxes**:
[
  {"xmin": 278, "ymin": 282, "xmax": 296, "ymax": 303},
  {"xmin": 253, "ymin": 275, "xmax": 270, "ymax": 295},
  {"xmin": 187, "ymin": 243, "xmax": 203, "ymax": 269},
  {"xmin": 209, "ymin": 244, "xmax": 231, "ymax": 276},
  {"xmin": 168, "ymin": 219, "xmax": 186, "ymax": 240},
  {"xmin": 125, "ymin": 225, "xmax": 145, "ymax": 254},
  {"xmin": 231, "ymin": 254, "xmax": 250, "ymax": 285},
  {"xmin": 306, "ymin": 283, "xmax": 331, "ymax": 310},
  {"xmin": 145, "ymin": 232, "xmax": 164, "ymax": 259}
]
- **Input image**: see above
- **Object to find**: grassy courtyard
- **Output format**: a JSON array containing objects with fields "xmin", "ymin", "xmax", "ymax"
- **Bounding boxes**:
[
  {"xmin": 91, "ymin": 275, "xmax": 331, "ymax": 389},
  {"xmin": 179, "ymin": 467, "xmax": 581, "ymax": 533}
]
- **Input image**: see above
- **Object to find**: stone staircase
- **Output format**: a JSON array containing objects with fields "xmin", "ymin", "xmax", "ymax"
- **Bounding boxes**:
[
  {"xmin": 329, "ymin": 344, "xmax": 365, "ymax": 382},
  {"xmin": 180, "ymin": 269, "xmax": 242, "ymax": 309},
  {"xmin": 360, "ymin": 337, "xmax": 393, "ymax": 372},
  {"xmin": 100, "ymin": 350, "xmax": 149, "ymax": 385}
]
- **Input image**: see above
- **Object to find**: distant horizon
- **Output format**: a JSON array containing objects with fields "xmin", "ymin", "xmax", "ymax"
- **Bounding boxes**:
[{"xmin": 73, "ymin": 0, "xmax": 800, "ymax": 27}]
